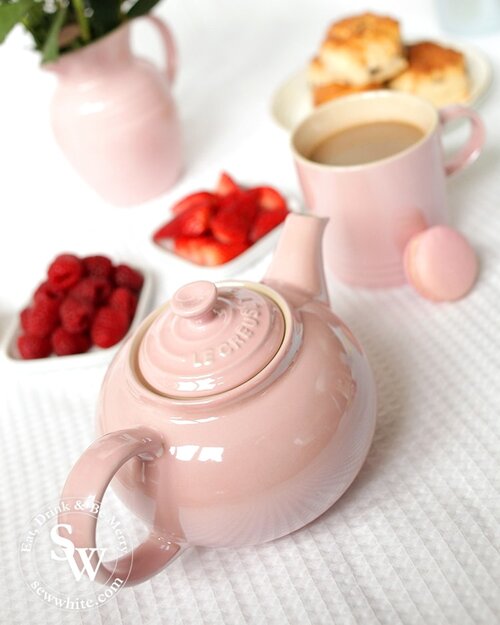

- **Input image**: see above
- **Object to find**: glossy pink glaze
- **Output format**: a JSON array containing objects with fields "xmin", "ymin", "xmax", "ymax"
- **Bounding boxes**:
[
  {"xmin": 292, "ymin": 91, "xmax": 485, "ymax": 288},
  {"xmin": 138, "ymin": 281, "xmax": 285, "ymax": 397},
  {"xmin": 60, "ymin": 215, "xmax": 377, "ymax": 585},
  {"xmin": 59, "ymin": 428, "xmax": 182, "ymax": 585},
  {"xmin": 47, "ymin": 17, "xmax": 182, "ymax": 206}
]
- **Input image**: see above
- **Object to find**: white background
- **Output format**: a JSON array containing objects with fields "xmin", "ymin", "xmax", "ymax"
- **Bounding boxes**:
[{"xmin": 1, "ymin": 1, "xmax": 500, "ymax": 624}]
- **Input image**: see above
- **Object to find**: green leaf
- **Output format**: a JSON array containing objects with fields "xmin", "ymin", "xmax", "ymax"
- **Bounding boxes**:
[
  {"xmin": 0, "ymin": 0, "xmax": 36, "ymax": 43},
  {"xmin": 41, "ymin": 5, "xmax": 67, "ymax": 63},
  {"xmin": 89, "ymin": 0, "xmax": 121, "ymax": 37},
  {"xmin": 127, "ymin": 0, "xmax": 162, "ymax": 19},
  {"xmin": 21, "ymin": 1, "xmax": 49, "ymax": 50}
]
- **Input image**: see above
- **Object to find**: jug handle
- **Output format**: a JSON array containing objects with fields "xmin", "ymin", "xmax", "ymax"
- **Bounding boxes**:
[
  {"xmin": 59, "ymin": 427, "xmax": 182, "ymax": 586},
  {"xmin": 144, "ymin": 15, "xmax": 177, "ymax": 85}
]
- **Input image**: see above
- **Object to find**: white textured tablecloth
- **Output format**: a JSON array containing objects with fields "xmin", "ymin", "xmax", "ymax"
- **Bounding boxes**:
[{"xmin": 1, "ymin": 1, "xmax": 499, "ymax": 623}]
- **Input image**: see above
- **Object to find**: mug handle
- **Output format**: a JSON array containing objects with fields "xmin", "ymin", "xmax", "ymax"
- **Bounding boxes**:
[
  {"xmin": 439, "ymin": 105, "xmax": 485, "ymax": 177},
  {"xmin": 143, "ymin": 15, "xmax": 177, "ymax": 85},
  {"xmin": 59, "ymin": 427, "xmax": 182, "ymax": 586}
]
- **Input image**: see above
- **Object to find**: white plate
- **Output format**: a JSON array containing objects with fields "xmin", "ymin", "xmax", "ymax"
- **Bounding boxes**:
[
  {"xmin": 149, "ymin": 192, "xmax": 303, "ymax": 284},
  {"xmin": 271, "ymin": 40, "xmax": 493, "ymax": 131},
  {"xmin": 0, "ymin": 269, "xmax": 153, "ymax": 371}
]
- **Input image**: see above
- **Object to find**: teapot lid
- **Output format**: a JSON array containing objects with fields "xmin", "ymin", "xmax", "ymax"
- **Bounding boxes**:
[{"xmin": 137, "ymin": 281, "xmax": 285, "ymax": 398}]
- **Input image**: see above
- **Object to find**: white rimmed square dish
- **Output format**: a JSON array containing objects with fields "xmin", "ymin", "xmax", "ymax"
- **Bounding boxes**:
[{"xmin": 0, "ymin": 269, "xmax": 153, "ymax": 371}]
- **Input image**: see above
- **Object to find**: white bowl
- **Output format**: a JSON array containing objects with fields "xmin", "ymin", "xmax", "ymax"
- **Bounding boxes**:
[
  {"xmin": 149, "ymin": 192, "xmax": 303, "ymax": 282},
  {"xmin": 0, "ymin": 269, "xmax": 153, "ymax": 371}
]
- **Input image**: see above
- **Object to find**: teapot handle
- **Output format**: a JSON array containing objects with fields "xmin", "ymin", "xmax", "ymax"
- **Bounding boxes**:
[
  {"xmin": 143, "ymin": 15, "xmax": 177, "ymax": 85},
  {"xmin": 59, "ymin": 427, "xmax": 182, "ymax": 586}
]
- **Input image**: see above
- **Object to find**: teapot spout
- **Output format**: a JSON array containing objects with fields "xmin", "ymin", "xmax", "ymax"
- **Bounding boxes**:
[{"xmin": 264, "ymin": 213, "xmax": 329, "ymax": 304}]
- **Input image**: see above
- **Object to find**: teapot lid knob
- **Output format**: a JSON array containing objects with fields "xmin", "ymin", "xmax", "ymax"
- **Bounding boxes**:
[{"xmin": 171, "ymin": 281, "xmax": 217, "ymax": 321}]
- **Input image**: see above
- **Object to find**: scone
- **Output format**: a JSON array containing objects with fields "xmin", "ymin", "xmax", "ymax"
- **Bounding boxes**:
[
  {"xmin": 318, "ymin": 12, "xmax": 408, "ymax": 86},
  {"xmin": 308, "ymin": 56, "xmax": 336, "ymax": 87},
  {"xmin": 312, "ymin": 81, "xmax": 380, "ymax": 106},
  {"xmin": 389, "ymin": 41, "xmax": 469, "ymax": 107},
  {"xmin": 328, "ymin": 12, "xmax": 398, "ymax": 41}
]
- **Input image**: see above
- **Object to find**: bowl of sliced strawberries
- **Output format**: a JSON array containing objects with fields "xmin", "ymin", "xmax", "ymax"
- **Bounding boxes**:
[{"xmin": 152, "ymin": 172, "xmax": 301, "ymax": 276}]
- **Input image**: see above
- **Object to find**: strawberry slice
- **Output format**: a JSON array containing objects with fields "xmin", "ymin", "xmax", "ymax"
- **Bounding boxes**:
[
  {"xmin": 174, "ymin": 236, "xmax": 249, "ymax": 266},
  {"xmin": 255, "ymin": 186, "xmax": 287, "ymax": 212},
  {"xmin": 211, "ymin": 190, "xmax": 259, "ymax": 244},
  {"xmin": 153, "ymin": 203, "xmax": 212, "ymax": 241},
  {"xmin": 216, "ymin": 172, "xmax": 240, "ymax": 197},
  {"xmin": 173, "ymin": 236, "xmax": 205, "ymax": 265},
  {"xmin": 249, "ymin": 208, "xmax": 288, "ymax": 243},
  {"xmin": 171, "ymin": 191, "xmax": 218, "ymax": 216}
]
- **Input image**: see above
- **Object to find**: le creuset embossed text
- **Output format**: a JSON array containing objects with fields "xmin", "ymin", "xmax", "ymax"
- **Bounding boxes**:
[{"xmin": 60, "ymin": 214, "xmax": 377, "ymax": 585}]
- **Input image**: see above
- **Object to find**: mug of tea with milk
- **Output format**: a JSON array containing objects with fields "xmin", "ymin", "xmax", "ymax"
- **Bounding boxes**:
[{"xmin": 292, "ymin": 90, "xmax": 485, "ymax": 288}]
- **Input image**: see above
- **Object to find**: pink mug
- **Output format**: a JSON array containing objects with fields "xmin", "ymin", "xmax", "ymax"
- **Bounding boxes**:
[{"xmin": 292, "ymin": 90, "xmax": 485, "ymax": 287}]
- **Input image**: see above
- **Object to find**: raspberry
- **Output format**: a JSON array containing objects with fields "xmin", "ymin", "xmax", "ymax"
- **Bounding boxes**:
[
  {"xmin": 83, "ymin": 255, "xmax": 113, "ymax": 280},
  {"xmin": 47, "ymin": 254, "xmax": 84, "ymax": 292},
  {"xmin": 91, "ymin": 307, "xmax": 129, "ymax": 348},
  {"xmin": 113, "ymin": 264, "xmax": 144, "ymax": 293},
  {"xmin": 23, "ymin": 300, "xmax": 60, "ymax": 338},
  {"xmin": 52, "ymin": 327, "xmax": 91, "ymax": 356},
  {"xmin": 34, "ymin": 281, "xmax": 64, "ymax": 305},
  {"xmin": 108, "ymin": 287, "xmax": 138, "ymax": 320},
  {"xmin": 20, "ymin": 307, "xmax": 31, "ymax": 332},
  {"xmin": 69, "ymin": 277, "xmax": 112, "ymax": 306},
  {"xmin": 17, "ymin": 335, "xmax": 52, "ymax": 359},
  {"xmin": 60, "ymin": 297, "xmax": 94, "ymax": 334}
]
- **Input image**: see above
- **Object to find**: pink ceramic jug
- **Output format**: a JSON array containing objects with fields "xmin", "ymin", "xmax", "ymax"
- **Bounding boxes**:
[
  {"xmin": 48, "ymin": 17, "xmax": 182, "ymax": 206},
  {"xmin": 60, "ymin": 214, "xmax": 377, "ymax": 585}
]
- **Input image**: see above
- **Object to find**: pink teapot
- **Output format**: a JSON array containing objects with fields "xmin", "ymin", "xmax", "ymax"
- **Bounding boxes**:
[{"xmin": 61, "ymin": 214, "xmax": 377, "ymax": 585}]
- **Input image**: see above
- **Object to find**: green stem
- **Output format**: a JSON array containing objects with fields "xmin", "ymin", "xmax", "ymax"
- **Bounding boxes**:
[
  {"xmin": 41, "ymin": 4, "xmax": 67, "ymax": 62},
  {"xmin": 71, "ymin": 0, "xmax": 90, "ymax": 42}
]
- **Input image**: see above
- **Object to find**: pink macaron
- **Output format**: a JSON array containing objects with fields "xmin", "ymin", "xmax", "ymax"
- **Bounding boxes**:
[{"xmin": 404, "ymin": 225, "xmax": 478, "ymax": 302}]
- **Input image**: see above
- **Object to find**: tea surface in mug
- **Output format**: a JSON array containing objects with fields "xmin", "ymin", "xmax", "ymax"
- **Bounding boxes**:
[{"xmin": 309, "ymin": 121, "xmax": 425, "ymax": 166}]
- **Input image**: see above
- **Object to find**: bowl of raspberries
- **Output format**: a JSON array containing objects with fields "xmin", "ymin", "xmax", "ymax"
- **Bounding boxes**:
[{"xmin": 5, "ymin": 253, "xmax": 151, "ymax": 364}]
